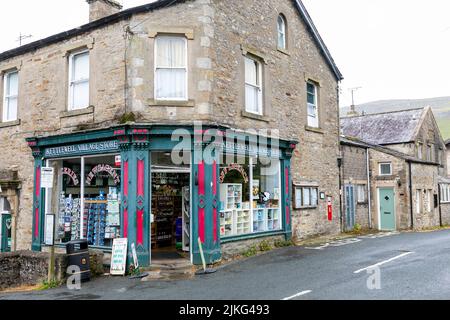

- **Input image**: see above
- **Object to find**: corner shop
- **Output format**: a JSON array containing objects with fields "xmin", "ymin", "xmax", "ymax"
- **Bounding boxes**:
[{"xmin": 27, "ymin": 124, "xmax": 296, "ymax": 267}]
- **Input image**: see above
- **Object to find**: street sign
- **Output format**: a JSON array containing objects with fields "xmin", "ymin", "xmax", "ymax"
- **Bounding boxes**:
[
  {"xmin": 44, "ymin": 214, "xmax": 55, "ymax": 246},
  {"xmin": 41, "ymin": 167, "xmax": 54, "ymax": 189},
  {"xmin": 111, "ymin": 238, "xmax": 128, "ymax": 276}
]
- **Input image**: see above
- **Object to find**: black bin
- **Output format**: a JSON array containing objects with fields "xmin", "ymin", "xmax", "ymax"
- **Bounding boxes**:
[{"xmin": 66, "ymin": 240, "xmax": 91, "ymax": 282}]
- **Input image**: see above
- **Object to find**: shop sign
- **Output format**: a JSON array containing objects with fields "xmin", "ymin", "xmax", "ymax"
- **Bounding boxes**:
[
  {"xmin": 86, "ymin": 164, "xmax": 121, "ymax": 186},
  {"xmin": 44, "ymin": 140, "xmax": 119, "ymax": 158},
  {"xmin": 111, "ymin": 238, "xmax": 128, "ymax": 276},
  {"xmin": 62, "ymin": 167, "xmax": 79, "ymax": 186},
  {"xmin": 221, "ymin": 141, "xmax": 280, "ymax": 158},
  {"xmin": 220, "ymin": 163, "xmax": 249, "ymax": 184},
  {"xmin": 41, "ymin": 167, "xmax": 54, "ymax": 189}
]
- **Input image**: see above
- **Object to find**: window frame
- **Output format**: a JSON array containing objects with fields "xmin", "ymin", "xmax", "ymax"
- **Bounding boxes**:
[
  {"xmin": 154, "ymin": 35, "xmax": 189, "ymax": 102},
  {"xmin": 277, "ymin": 14, "xmax": 287, "ymax": 50},
  {"xmin": 356, "ymin": 184, "xmax": 366, "ymax": 203},
  {"xmin": 441, "ymin": 184, "xmax": 450, "ymax": 203},
  {"xmin": 379, "ymin": 162, "xmax": 392, "ymax": 176},
  {"xmin": 68, "ymin": 49, "xmax": 90, "ymax": 111},
  {"xmin": 294, "ymin": 186, "xmax": 319, "ymax": 209},
  {"xmin": 244, "ymin": 55, "xmax": 264, "ymax": 116},
  {"xmin": 416, "ymin": 189, "xmax": 421, "ymax": 213},
  {"xmin": 2, "ymin": 70, "xmax": 19, "ymax": 122},
  {"xmin": 306, "ymin": 81, "xmax": 319, "ymax": 128}
]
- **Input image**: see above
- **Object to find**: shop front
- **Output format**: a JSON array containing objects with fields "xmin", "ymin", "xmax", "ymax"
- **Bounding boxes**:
[{"xmin": 27, "ymin": 125, "xmax": 296, "ymax": 267}]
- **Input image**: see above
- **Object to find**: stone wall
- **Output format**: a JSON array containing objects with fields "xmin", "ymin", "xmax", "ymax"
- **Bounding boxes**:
[
  {"xmin": 221, "ymin": 235, "xmax": 285, "ymax": 260},
  {"xmin": 440, "ymin": 202, "xmax": 450, "ymax": 226},
  {"xmin": 0, "ymin": 251, "xmax": 67, "ymax": 290}
]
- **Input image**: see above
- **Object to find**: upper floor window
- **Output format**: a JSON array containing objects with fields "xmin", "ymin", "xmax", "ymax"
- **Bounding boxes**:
[
  {"xmin": 379, "ymin": 162, "xmax": 392, "ymax": 176},
  {"xmin": 307, "ymin": 82, "xmax": 319, "ymax": 128},
  {"xmin": 155, "ymin": 35, "xmax": 188, "ymax": 101},
  {"xmin": 277, "ymin": 14, "xmax": 287, "ymax": 50},
  {"xmin": 427, "ymin": 144, "xmax": 433, "ymax": 162},
  {"xmin": 440, "ymin": 184, "xmax": 450, "ymax": 203},
  {"xmin": 2, "ymin": 70, "xmax": 18, "ymax": 122},
  {"xmin": 68, "ymin": 50, "xmax": 90, "ymax": 110},
  {"xmin": 245, "ymin": 56, "xmax": 263, "ymax": 115},
  {"xmin": 417, "ymin": 143, "xmax": 423, "ymax": 159}
]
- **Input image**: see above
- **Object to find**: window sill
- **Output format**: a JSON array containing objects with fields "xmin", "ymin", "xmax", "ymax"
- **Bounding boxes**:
[
  {"xmin": 0, "ymin": 119, "xmax": 20, "ymax": 128},
  {"xmin": 277, "ymin": 47, "xmax": 290, "ymax": 56},
  {"xmin": 60, "ymin": 106, "xmax": 94, "ymax": 118},
  {"xmin": 294, "ymin": 206, "xmax": 318, "ymax": 210},
  {"xmin": 148, "ymin": 99, "xmax": 195, "ymax": 107},
  {"xmin": 220, "ymin": 230, "xmax": 288, "ymax": 244},
  {"xmin": 305, "ymin": 126, "xmax": 324, "ymax": 134},
  {"xmin": 241, "ymin": 110, "xmax": 270, "ymax": 123}
]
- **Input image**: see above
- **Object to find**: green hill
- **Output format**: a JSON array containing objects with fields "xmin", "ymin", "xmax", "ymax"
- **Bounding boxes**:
[{"xmin": 340, "ymin": 97, "xmax": 450, "ymax": 139}]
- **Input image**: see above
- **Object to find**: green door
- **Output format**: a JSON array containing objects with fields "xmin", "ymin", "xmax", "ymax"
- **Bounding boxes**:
[
  {"xmin": 1, "ymin": 213, "xmax": 12, "ymax": 252},
  {"xmin": 379, "ymin": 188, "xmax": 395, "ymax": 231}
]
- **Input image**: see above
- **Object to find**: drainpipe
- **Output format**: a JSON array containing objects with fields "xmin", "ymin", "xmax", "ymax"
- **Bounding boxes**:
[
  {"xmin": 438, "ymin": 184, "xmax": 443, "ymax": 227},
  {"xmin": 338, "ymin": 157, "xmax": 344, "ymax": 233},
  {"xmin": 366, "ymin": 148, "xmax": 372, "ymax": 229},
  {"xmin": 408, "ymin": 161, "xmax": 414, "ymax": 229}
]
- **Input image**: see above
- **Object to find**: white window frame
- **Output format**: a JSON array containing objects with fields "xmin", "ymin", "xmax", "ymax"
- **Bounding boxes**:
[
  {"xmin": 427, "ymin": 189, "xmax": 432, "ymax": 212},
  {"xmin": 68, "ymin": 50, "xmax": 90, "ymax": 111},
  {"xmin": 154, "ymin": 35, "xmax": 188, "ymax": 102},
  {"xmin": 379, "ymin": 162, "xmax": 392, "ymax": 176},
  {"xmin": 427, "ymin": 145, "xmax": 432, "ymax": 162},
  {"xmin": 307, "ymin": 81, "xmax": 319, "ymax": 128},
  {"xmin": 440, "ymin": 184, "xmax": 450, "ymax": 203},
  {"xmin": 277, "ymin": 15, "xmax": 287, "ymax": 50},
  {"xmin": 417, "ymin": 143, "xmax": 423, "ymax": 159},
  {"xmin": 244, "ymin": 55, "xmax": 263, "ymax": 116},
  {"xmin": 357, "ymin": 184, "xmax": 366, "ymax": 203},
  {"xmin": 2, "ymin": 70, "xmax": 19, "ymax": 122}
]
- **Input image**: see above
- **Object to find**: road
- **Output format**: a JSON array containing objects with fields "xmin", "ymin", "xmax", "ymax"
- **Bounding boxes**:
[{"xmin": 2, "ymin": 229, "xmax": 450, "ymax": 300}]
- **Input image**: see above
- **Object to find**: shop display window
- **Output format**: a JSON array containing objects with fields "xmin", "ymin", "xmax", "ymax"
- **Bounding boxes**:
[
  {"xmin": 47, "ymin": 154, "xmax": 122, "ymax": 248},
  {"xmin": 219, "ymin": 156, "xmax": 282, "ymax": 238}
]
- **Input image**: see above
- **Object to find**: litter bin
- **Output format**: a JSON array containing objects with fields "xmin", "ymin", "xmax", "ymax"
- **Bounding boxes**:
[{"xmin": 66, "ymin": 239, "xmax": 91, "ymax": 282}]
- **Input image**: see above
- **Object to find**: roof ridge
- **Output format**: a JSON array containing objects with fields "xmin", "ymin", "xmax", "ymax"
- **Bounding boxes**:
[{"xmin": 341, "ymin": 106, "xmax": 426, "ymax": 119}]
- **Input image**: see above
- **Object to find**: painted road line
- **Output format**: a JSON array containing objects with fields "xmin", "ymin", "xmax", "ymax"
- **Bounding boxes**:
[
  {"xmin": 354, "ymin": 251, "xmax": 414, "ymax": 274},
  {"xmin": 282, "ymin": 290, "xmax": 312, "ymax": 300}
]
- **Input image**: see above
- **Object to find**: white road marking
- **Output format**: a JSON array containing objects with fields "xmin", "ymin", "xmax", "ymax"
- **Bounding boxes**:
[
  {"xmin": 354, "ymin": 252, "xmax": 414, "ymax": 274},
  {"xmin": 282, "ymin": 290, "xmax": 312, "ymax": 300}
]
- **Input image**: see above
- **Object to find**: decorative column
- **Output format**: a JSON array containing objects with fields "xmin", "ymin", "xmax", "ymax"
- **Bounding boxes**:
[
  {"xmin": 27, "ymin": 139, "xmax": 45, "ymax": 252},
  {"xmin": 115, "ymin": 127, "xmax": 151, "ymax": 267},
  {"xmin": 191, "ymin": 131, "xmax": 221, "ymax": 265},
  {"xmin": 282, "ymin": 143, "xmax": 297, "ymax": 240}
]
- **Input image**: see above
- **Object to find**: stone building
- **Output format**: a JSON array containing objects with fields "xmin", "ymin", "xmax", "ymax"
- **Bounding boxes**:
[
  {"xmin": 0, "ymin": 0, "xmax": 343, "ymax": 265},
  {"xmin": 341, "ymin": 107, "xmax": 450, "ymax": 231}
]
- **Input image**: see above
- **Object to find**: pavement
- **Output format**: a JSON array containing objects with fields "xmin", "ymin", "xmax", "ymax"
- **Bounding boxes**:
[{"xmin": 2, "ymin": 229, "xmax": 450, "ymax": 300}]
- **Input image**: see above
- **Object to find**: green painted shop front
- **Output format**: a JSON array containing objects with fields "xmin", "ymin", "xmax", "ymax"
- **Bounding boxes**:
[{"xmin": 27, "ymin": 125, "xmax": 296, "ymax": 267}]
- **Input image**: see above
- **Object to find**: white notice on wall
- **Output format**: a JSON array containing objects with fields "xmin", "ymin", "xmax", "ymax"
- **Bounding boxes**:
[
  {"xmin": 111, "ymin": 238, "xmax": 128, "ymax": 276},
  {"xmin": 44, "ymin": 214, "xmax": 55, "ymax": 246},
  {"xmin": 41, "ymin": 167, "xmax": 55, "ymax": 189}
]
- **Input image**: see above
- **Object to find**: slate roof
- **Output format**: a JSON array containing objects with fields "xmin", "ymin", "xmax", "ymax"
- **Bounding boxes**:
[
  {"xmin": 340, "ymin": 108, "xmax": 425, "ymax": 145},
  {"xmin": 0, "ymin": 0, "xmax": 343, "ymax": 80}
]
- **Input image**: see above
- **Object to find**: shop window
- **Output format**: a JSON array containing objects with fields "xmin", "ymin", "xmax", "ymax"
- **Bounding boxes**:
[
  {"xmin": 68, "ymin": 50, "xmax": 90, "ymax": 110},
  {"xmin": 48, "ymin": 154, "xmax": 121, "ymax": 248},
  {"xmin": 2, "ymin": 70, "xmax": 18, "ymax": 122},
  {"xmin": 155, "ymin": 35, "xmax": 188, "ymax": 101},
  {"xmin": 294, "ymin": 186, "xmax": 318, "ymax": 209},
  {"xmin": 219, "ymin": 156, "xmax": 281, "ymax": 238}
]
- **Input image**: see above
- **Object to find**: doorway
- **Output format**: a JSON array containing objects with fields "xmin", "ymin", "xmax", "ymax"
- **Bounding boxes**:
[
  {"xmin": 151, "ymin": 152, "xmax": 191, "ymax": 262},
  {"xmin": 378, "ymin": 188, "xmax": 396, "ymax": 231},
  {"xmin": 345, "ymin": 185, "xmax": 356, "ymax": 231},
  {"xmin": 0, "ymin": 197, "xmax": 12, "ymax": 252}
]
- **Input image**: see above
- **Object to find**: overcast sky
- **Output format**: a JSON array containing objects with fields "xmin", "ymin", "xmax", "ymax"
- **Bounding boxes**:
[{"xmin": 0, "ymin": 0, "xmax": 449, "ymax": 107}]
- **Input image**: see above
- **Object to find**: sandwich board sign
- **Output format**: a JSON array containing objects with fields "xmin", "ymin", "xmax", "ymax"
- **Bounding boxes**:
[{"xmin": 110, "ymin": 238, "xmax": 128, "ymax": 276}]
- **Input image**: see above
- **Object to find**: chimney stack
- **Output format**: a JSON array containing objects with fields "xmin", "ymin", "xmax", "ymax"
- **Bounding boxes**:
[
  {"xmin": 346, "ymin": 104, "xmax": 360, "ymax": 117},
  {"xmin": 86, "ymin": 0, "xmax": 122, "ymax": 22}
]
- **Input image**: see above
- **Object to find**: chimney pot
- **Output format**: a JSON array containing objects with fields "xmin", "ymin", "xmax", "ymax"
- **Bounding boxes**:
[{"xmin": 86, "ymin": 0, "xmax": 122, "ymax": 22}]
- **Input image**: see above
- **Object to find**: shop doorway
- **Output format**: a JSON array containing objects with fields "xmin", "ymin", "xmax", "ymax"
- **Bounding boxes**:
[
  {"xmin": 0, "ymin": 197, "xmax": 12, "ymax": 253},
  {"xmin": 151, "ymin": 152, "xmax": 191, "ymax": 262}
]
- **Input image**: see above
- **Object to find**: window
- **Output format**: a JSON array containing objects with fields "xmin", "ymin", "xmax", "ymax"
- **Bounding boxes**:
[
  {"xmin": 427, "ymin": 145, "xmax": 432, "ymax": 162},
  {"xmin": 219, "ymin": 157, "xmax": 282, "ymax": 237},
  {"xmin": 417, "ymin": 143, "xmax": 423, "ymax": 159},
  {"xmin": 307, "ymin": 82, "xmax": 319, "ymax": 128},
  {"xmin": 379, "ymin": 163, "xmax": 392, "ymax": 176},
  {"xmin": 440, "ymin": 184, "xmax": 450, "ymax": 203},
  {"xmin": 294, "ymin": 186, "xmax": 319, "ymax": 209},
  {"xmin": 416, "ymin": 190, "xmax": 421, "ymax": 213},
  {"xmin": 277, "ymin": 15, "xmax": 287, "ymax": 50},
  {"xmin": 68, "ymin": 51, "xmax": 89, "ymax": 110},
  {"xmin": 2, "ymin": 70, "xmax": 18, "ymax": 122},
  {"xmin": 155, "ymin": 35, "xmax": 188, "ymax": 101},
  {"xmin": 245, "ymin": 56, "xmax": 263, "ymax": 115},
  {"xmin": 427, "ymin": 190, "xmax": 432, "ymax": 212},
  {"xmin": 357, "ymin": 184, "xmax": 366, "ymax": 203}
]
